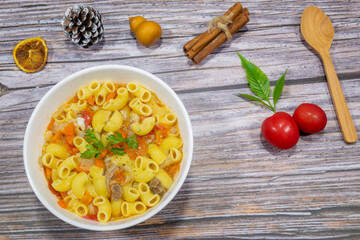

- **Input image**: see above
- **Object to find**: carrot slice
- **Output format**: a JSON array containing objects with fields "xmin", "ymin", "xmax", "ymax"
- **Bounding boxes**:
[
  {"xmin": 155, "ymin": 123, "xmax": 170, "ymax": 130},
  {"xmin": 83, "ymin": 214, "xmax": 98, "ymax": 221},
  {"xmin": 62, "ymin": 122, "xmax": 75, "ymax": 136},
  {"xmin": 81, "ymin": 191, "xmax": 93, "ymax": 205},
  {"xmin": 100, "ymin": 149, "xmax": 108, "ymax": 159},
  {"xmin": 66, "ymin": 135, "xmax": 74, "ymax": 147},
  {"xmin": 86, "ymin": 95, "xmax": 95, "ymax": 106},
  {"xmin": 94, "ymin": 205, "xmax": 99, "ymax": 215},
  {"xmin": 115, "ymin": 83, "xmax": 126, "ymax": 90},
  {"xmin": 113, "ymin": 169, "xmax": 128, "ymax": 185},
  {"xmin": 60, "ymin": 191, "xmax": 68, "ymax": 199},
  {"xmin": 113, "ymin": 169, "xmax": 123, "ymax": 179},
  {"xmin": 48, "ymin": 181, "xmax": 61, "ymax": 198},
  {"xmin": 165, "ymin": 163, "xmax": 180, "ymax": 178},
  {"xmin": 70, "ymin": 147, "xmax": 79, "ymax": 156},
  {"xmin": 105, "ymin": 92, "xmax": 117, "ymax": 101},
  {"xmin": 154, "ymin": 126, "xmax": 170, "ymax": 145},
  {"xmin": 61, "ymin": 122, "xmax": 76, "ymax": 147},
  {"xmin": 58, "ymin": 199, "xmax": 68, "ymax": 209},
  {"xmin": 95, "ymin": 159, "xmax": 105, "ymax": 168},
  {"xmin": 47, "ymin": 118, "xmax": 55, "ymax": 131},
  {"xmin": 125, "ymin": 136, "xmax": 147, "ymax": 160},
  {"xmin": 116, "ymin": 129, "xmax": 127, "ymax": 139},
  {"xmin": 44, "ymin": 167, "xmax": 52, "ymax": 181},
  {"xmin": 76, "ymin": 163, "xmax": 90, "ymax": 173},
  {"xmin": 50, "ymin": 130, "xmax": 64, "ymax": 143}
]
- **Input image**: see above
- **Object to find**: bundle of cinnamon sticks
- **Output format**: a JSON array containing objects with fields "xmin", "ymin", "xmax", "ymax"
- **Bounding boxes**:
[{"xmin": 184, "ymin": 3, "xmax": 249, "ymax": 64}]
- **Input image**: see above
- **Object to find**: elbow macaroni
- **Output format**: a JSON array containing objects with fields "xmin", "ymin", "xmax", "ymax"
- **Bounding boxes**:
[
  {"xmin": 103, "ymin": 110, "xmax": 123, "ymax": 132},
  {"xmin": 148, "ymin": 144, "xmax": 166, "ymax": 165},
  {"xmin": 92, "ymin": 110, "xmax": 111, "ymax": 133},
  {"xmin": 64, "ymin": 194, "xmax": 89, "ymax": 217},
  {"xmin": 159, "ymin": 136, "xmax": 183, "ymax": 154},
  {"xmin": 77, "ymin": 80, "xmax": 100, "ymax": 100},
  {"xmin": 111, "ymin": 199, "xmax": 122, "ymax": 217},
  {"xmin": 156, "ymin": 113, "xmax": 177, "ymax": 126},
  {"xmin": 102, "ymin": 87, "xmax": 129, "ymax": 111},
  {"xmin": 129, "ymin": 98, "xmax": 152, "ymax": 116},
  {"xmin": 130, "ymin": 116, "xmax": 155, "ymax": 136},
  {"xmin": 71, "ymin": 172, "xmax": 88, "ymax": 199},
  {"xmin": 57, "ymin": 156, "xmax": 78, "ymax": 179},
  {"xmin": 121, "ymin": 201, "xmax": 147, "ymax": 217},
  {"xmin": 95, "ymin": 81, "xmax": 115, "ymax": 106},
  {"xmin": 93, "ymin": 196, "xmax": 112, "ymax": 223},
  {"xmin": 148, "ymin": 97, "xmax": 169, "ymax": 116},
  {"xmin": 161, "ymin": 148, "xmax": 183, "ymax": 167},
  {"xmin": 155, "ymin": 169, "xmax": 174, "ymax": 190},
  {"xmin": 41, "ymin": 153, "xmax": 61, "ymax": 169},
  {"xmin": 127, "ymin": 82, "xmax": 152, "ymax": 102},
  {"xmin": 122, "ymin": 183, "xmax": 140, "ymax": 202},
  {"xmin": 138, "ymin": 182, "xmax": 160, "ymax": 207},
  {"xmin": 92, "ymin": 110, "xmax": 123, "ymax": 133},
  {"xmin": 85, "ymin": 180, "xmax": 98, "ymax": 198},
  {"xmin": 73, "ymin": 136, "xmax": 88, "ymax": 153},
  {"xmin": 54, "ymin": 113, "xmax": 66, "ymax": 124},
  {"xmin": 93, "ymin": 176, "xmax": 110, "ymax": 198},
  {"xmin": 51, "ymin": 172, "xmax": 76, "ymax": 192},
  {"xmin": 45, "ymin": 143, "xmax": 70, "ymax": 159}
]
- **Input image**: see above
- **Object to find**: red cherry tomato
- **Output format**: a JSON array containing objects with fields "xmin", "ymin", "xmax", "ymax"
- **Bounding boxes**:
[
  {"xmin": 261, "ymin": 112, "xmax": 299, "ymax": 150},
  {"xmin": 293, "ymin": 103, "xmax": 327, "ymax": 134}
]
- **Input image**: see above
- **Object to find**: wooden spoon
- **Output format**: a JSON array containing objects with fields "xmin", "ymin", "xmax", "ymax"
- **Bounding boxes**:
[{"xmin": 301, "ymin": 6, "xmax": 357, "ymax": 143}]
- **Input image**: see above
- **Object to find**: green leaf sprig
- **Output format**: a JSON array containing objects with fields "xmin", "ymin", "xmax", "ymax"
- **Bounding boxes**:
[
  {"xmin": 80, "ymin": 129, "xmax": 138, "ymax": 159},
  {"xmin": 80, "ymin": 129, "xmax": 105, "ymax": 159},
  {"xmin": 237, "ymin": 52, "xmax": 287, "ymax": 113},
  {"xmin": 107, "ymin": 132, "xmax": 138, "ymax": 156}
]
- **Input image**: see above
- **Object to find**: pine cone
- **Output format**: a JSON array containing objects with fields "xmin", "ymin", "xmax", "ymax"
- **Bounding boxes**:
[{"xmin": 61, "ymin": 5, "xmax": 104, "ymax": 48}]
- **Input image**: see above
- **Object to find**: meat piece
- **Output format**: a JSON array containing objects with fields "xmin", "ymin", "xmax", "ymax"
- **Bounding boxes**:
[
  {"xmin": 111, "ymin": 183, "xmax": 123, "ymax": 200},
  {"xmin": 105, "ymin": 160, "xmax": 115, "ymax": 171},
  {"xmin": 104, "ymin": 161, "xmax": 117, "ymax": 193},
  {"xmin": 149, "ymin": 177, "xmax": 165, "ymax": 196}
]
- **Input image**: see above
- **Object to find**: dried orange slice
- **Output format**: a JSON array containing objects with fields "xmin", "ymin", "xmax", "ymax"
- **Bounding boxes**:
[{"xmin": 13, "ymin": 37, "xmax": 48, "ymax": 73}]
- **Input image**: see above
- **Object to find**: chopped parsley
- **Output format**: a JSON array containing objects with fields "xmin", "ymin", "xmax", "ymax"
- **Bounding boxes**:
[{"xmin": 80, "ymin": 129, "xmax": 138, "ymax": 159}]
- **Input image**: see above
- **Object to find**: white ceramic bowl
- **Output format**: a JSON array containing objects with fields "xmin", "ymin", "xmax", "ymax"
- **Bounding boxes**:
[{"xmin": 23, "ymin": 65, "xmax": 193, "ymax": 231}]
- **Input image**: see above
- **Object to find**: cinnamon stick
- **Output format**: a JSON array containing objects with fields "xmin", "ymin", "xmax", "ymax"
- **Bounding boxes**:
[
  {"xmin": 192, "ymin": 9, "xmax": 249, "ymax": 64},
  {"xmin": 183, "ymin": 32, "xmax": 207, "ymax": 52},
  {"xmin": 185, "ymin": 2, "xmax": 243, "ymax": 59}
]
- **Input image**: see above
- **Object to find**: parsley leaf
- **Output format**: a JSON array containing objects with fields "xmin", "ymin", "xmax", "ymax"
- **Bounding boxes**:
[
  {"xmin": 81, "ymin": 129, "xmax": 139, "ymax": 159},
  {"xmin": 81, "ymin": 129, "xmax": 105, "ymax": 159},
  {"xmin": 107, "ymin": 131, "xmax": 125, "ymax": 145},
  {"xmin": 81, "ymin": 144, "xmax": 102, "ymax": 159},
  {"xmin": 126, "ymin": 135, "xmax": 138, "ymax": 150},
  {"xmin": 111, "ymin": 147, "xmax": 125, "ymax": 155},
  {"xmin": 84, "ymin": 129, "xmax": 105, "ymax": 150}
]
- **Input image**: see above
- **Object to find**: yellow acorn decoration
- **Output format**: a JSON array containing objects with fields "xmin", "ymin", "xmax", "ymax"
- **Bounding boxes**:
[{"xmin": 129, "ymin": 16, "xmax": 162, "ymax": 47}]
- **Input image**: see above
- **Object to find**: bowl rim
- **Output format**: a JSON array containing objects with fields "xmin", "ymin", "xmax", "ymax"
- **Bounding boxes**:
[{"xmin": 23, "ymin": 64, "xmax": 193, "ymax": 231}]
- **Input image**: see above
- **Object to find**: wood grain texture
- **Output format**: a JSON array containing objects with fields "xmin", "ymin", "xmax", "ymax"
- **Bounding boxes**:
[{"xmin": 1, "ymin": 0, "xmax": 360, "ymax": 239}]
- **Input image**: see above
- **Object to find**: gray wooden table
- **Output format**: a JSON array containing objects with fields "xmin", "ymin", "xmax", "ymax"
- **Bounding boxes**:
[{"xmin": 1, "ymin": 0, "xmax": 360, "ymax": 239}]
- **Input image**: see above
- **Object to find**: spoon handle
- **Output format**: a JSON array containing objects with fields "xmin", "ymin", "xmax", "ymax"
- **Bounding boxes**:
[{"xmin": 320, "ymin": 50, "xmax": 357, "ymax": 143}]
